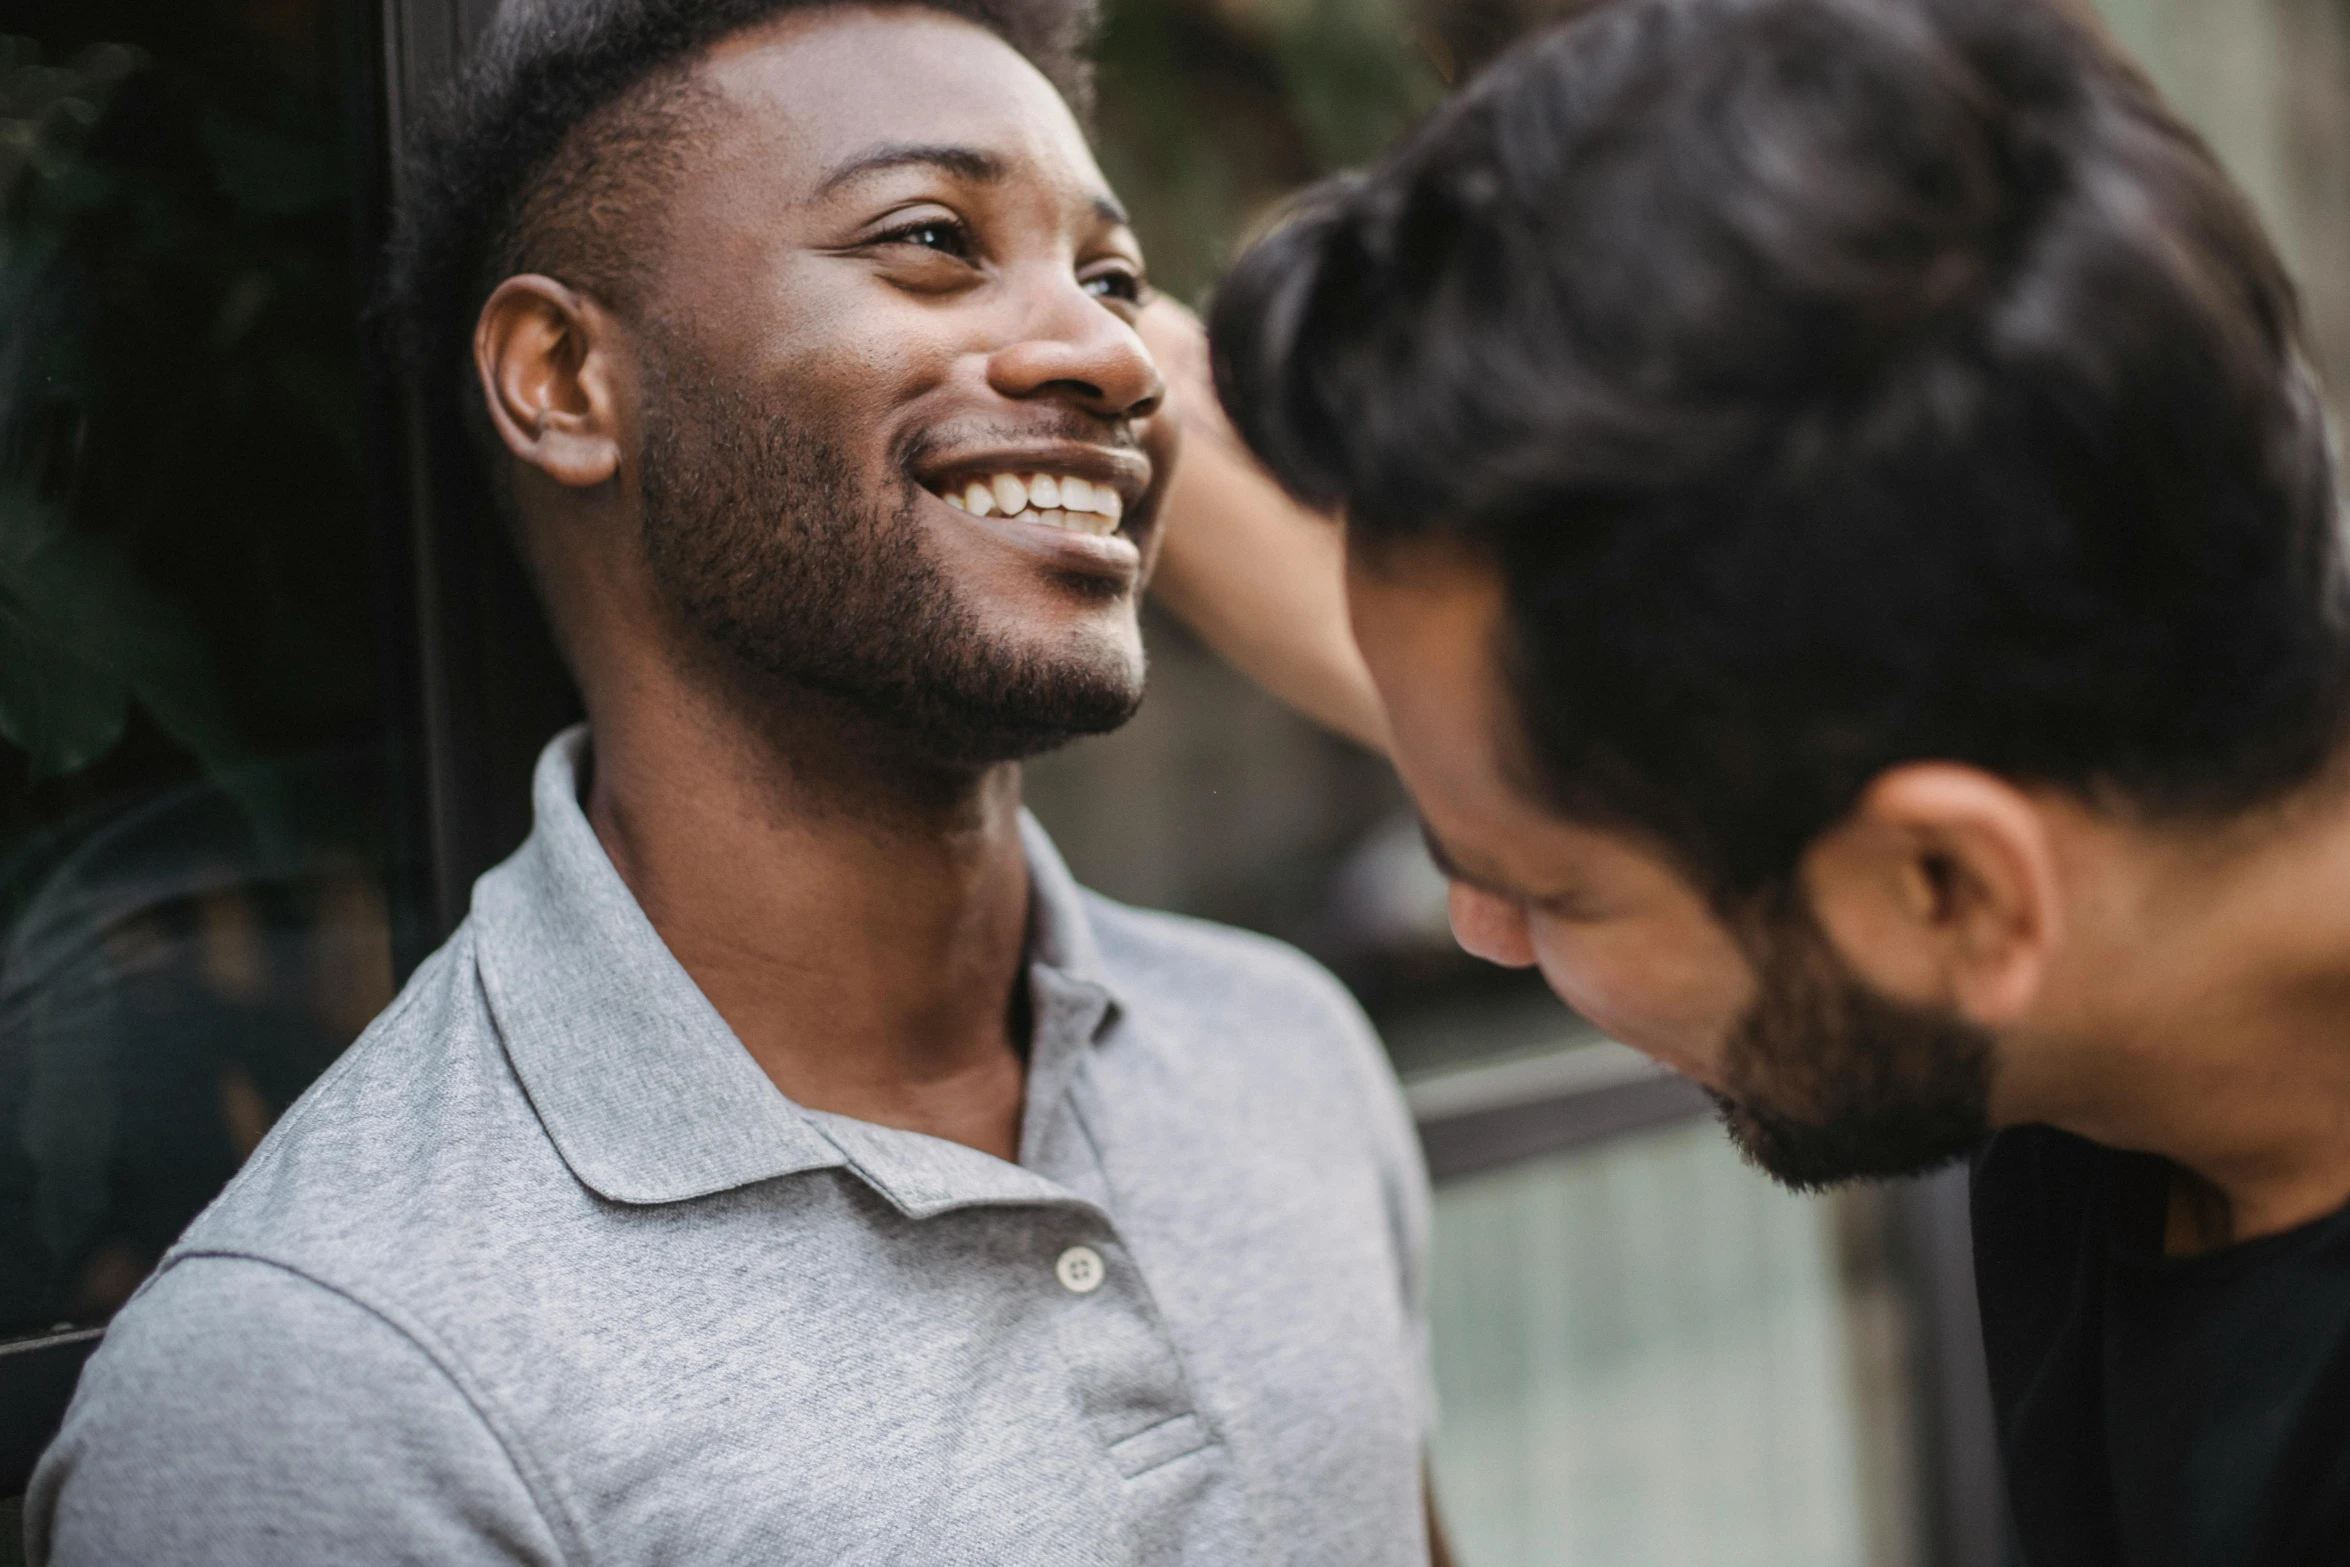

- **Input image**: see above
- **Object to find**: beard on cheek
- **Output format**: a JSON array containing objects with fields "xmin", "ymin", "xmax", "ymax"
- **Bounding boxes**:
[
  {"xmin": 1709, "ymin": 894, "xmax": 1995, "ymax": 1192},
  {"xmin": 633, "ymin": 351, "xmax": 1143, "ymax": 768}
]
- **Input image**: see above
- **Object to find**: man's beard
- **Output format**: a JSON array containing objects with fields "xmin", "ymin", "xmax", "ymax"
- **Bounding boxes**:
[
  {"xmin": 1710, "ymin": 891, "xmax": 1995, "ymax": 1191},
  {"xmin": 633, "ymin": 349, "xmax": 1142, "ymax": 768}
]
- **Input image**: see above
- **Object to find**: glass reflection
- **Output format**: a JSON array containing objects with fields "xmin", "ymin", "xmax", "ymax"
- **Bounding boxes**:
[{"xmin": 2, "ymin": 3, "xmax": 400, "ymax": 1339}]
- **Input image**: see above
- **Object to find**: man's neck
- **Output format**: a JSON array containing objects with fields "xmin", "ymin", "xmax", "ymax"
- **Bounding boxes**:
[
  {"xmin": 2006, "ymin": 780, "xmax": 2350, "ymax": 1252},
  {"xmin": 580, "ymin": 668, "xmax": 1036, "ymax": 1164}
]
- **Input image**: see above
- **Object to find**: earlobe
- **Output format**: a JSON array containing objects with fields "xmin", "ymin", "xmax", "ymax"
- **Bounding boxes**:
[
  {"xmin": 1805, "ymin": 763, "xmax": 2062, "ymax": 1028},
  {"xmin": 472, "ymin": 275, "xmax": 624, "ymax": 490}
]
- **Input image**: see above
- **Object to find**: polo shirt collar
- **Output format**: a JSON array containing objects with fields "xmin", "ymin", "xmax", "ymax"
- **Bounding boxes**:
[{"xmin": 471, "ymin": 727, "xmax": 1120, "ymax": 1212}]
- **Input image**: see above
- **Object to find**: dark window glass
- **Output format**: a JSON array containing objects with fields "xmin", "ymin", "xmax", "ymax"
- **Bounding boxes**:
[{"xmin": 1, "ymin": 0, "xmax": 407, "ymax": 1339}]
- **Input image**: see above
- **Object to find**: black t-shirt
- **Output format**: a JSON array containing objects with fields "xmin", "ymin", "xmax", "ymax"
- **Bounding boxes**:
[{"xmin": 1973, "ymin": 1125, "xmax": 2350, "ymax": 1565}]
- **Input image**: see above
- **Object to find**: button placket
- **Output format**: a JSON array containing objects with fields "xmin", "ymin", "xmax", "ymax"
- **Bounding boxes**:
[{"xmin": 1044, "ymin": 1224, "xmax": 1216, "ymax": 1479}]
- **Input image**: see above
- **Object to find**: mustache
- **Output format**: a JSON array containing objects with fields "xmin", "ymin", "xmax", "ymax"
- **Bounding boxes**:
[{"xmin": 894, "ymin": 413, "xmax": 1145, "ymax": 473}]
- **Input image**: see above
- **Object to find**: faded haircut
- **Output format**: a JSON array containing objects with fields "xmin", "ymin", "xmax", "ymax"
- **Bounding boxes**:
[{"xmin": 380, "ymin": 0, "xmax": 1097, "ymax": 418}]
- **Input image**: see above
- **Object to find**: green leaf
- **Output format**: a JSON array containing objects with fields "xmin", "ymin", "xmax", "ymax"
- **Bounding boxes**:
[
  {"xmin": 0, "ymin": 486, "xmax": 244, "ymax": 783},
  {"xmin": 0, "ymin": 607, "xmax": 127, "ymax": 779}
]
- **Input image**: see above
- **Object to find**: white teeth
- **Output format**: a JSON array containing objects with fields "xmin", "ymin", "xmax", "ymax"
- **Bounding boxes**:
[{"xmin": 935, "ymin": 472, "xmax": 1123, "ymax": 526}]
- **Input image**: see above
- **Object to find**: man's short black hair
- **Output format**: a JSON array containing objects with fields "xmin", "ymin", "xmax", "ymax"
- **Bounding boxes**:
[
  {"xmin": 1211, "ymin": 0, "xmax": 2349, "ymax": 901},
  {"xmin": 382, "ymin": 0, "xmax": 1096, "ymax": 406}
]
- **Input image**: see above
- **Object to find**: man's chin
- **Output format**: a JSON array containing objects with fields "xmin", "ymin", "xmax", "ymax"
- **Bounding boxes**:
[
  {"xmin": 905, "ymin": 703, "xmax": 1138, "ymax": 769},
  {"xmin": 871, "ymin": 659, "xmax": 1144, "ymax": 769},
  {"xmin": 1708, "ymin": 1089, "xmax": 1987, "ymax": 1193}
]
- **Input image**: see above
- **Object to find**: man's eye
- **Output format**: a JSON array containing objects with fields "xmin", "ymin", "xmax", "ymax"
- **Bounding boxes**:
[
  {"xmin": 877, "ymin": 218, "xmax": 972, "ymax": 258},
  {"xmin": 1084, "ymin": 269, "xmax": 1142, "ymax": 304}
]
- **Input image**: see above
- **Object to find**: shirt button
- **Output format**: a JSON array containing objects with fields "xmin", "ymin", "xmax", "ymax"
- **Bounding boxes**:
[{"xmin": 1055, "ymin": 1245, "xmax": 1106, "ymax": 1295}]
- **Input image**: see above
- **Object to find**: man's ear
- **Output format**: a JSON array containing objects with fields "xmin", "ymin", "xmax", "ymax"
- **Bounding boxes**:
[
  {"xmin": 1800, "ymin": 763, "xmax": 2063, "ymax": 1028},
  {"xmin": 472, "ymin": 275, "xmax": 624, "ymax": 489}
]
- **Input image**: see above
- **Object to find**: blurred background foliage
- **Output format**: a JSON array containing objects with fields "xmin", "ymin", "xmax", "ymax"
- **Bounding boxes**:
[
  {"xmin": 1091, "ymin": 0, "xmax": 1445, "ymax": 300},
  {"xmin": 1, "ymin": 3, "xmax": 392, "ymax": 1343},
  {"xmin": 0, "ymin": 3, "xmax": 374, "ymax": 912}
]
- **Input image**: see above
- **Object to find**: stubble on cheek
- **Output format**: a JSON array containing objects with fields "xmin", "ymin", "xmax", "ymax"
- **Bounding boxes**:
[
  {"xmin": 1707, "ymin": 894, "xmax": 1996, "ymax": 1190},
  {"xmin": 633, "ymin": 349, "xmax": 1148, "ymax": 765}
]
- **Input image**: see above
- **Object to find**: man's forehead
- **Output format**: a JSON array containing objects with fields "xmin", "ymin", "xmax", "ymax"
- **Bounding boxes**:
[
  {"xmin": 694, "ymin": 7, "xmax": 1101, "ymax": 200},
  {"xmin": 1350, "ymin": 546, "xmax": 1593, "ymax": 895}
]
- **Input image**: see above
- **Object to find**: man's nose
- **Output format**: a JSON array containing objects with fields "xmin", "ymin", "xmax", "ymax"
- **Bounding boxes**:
[
  {"xmin": 1449, "ymin": 883, "xmax": 1538, "ymax": 969},
  {"xmin": 985, "ymin": 282, "xmax": 1165, "ymax": 422}
]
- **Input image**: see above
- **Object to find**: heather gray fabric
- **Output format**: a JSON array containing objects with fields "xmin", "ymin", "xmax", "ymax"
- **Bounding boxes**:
[{"xmin": 28, "ymin": 728, "xmax": 1435, "ymax": 1567}]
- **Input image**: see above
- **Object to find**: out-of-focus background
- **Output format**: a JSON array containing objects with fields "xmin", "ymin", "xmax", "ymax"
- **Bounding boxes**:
[{"xmin": 2, "ymin": 0, "xmax": 2345, "ymax": 1561}]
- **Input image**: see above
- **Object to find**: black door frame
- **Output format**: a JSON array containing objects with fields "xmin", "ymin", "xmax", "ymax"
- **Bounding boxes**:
[{"xmin": 379, "ymin": 0, "xmax": 581, "ymax": 959}]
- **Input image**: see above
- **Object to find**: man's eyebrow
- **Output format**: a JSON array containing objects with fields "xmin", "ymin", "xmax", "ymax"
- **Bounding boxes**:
[
  {"xmin": 812, "ymin": 142, "xmax": 1007, "ymax": 198},
  {"xmin": 811, "ymin": 141, "xmax": 1133, "ymax": 231},
  {"xmin": 1418, "ymin": 819, "xmax": 1501, "ymax": 895}
]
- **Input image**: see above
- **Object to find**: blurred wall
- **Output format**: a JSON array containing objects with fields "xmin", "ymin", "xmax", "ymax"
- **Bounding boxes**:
[{"xmin": 2095, "ymin": 0, "xmax": 2350, "ymax": 404}]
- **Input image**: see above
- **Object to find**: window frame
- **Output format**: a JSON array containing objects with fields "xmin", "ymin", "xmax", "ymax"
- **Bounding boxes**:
[{"xmin": 379, "ymin": 0, "xmax": 582, "ymax": 954}]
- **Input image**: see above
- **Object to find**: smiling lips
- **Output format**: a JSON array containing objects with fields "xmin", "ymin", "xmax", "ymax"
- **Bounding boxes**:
[{"xmin": 935, "ymin": 471, "xmax": 1125, "ymax": 538}]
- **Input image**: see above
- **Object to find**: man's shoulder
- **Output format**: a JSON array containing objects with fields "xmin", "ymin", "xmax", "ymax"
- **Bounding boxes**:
[
  {"xmin": 29, "ymin": 1250, "xmax": 564, "ymax": 1566},
  {"xmin": 35, "ymin": 925, "xmax": 577, "ymax": 1560},
  {"xmin": 168, "ymin": 921, "xmax": 570, "ymax": 1290}
]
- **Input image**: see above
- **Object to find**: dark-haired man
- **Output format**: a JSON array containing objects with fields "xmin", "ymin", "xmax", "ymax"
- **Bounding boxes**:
[
  {"xmin": 28, "ymin": 4, "xmax": 1439, "ymax": 1562},
  {"xmin": 1212, "ymin": 0, "xmax": 2350, "ymax": 1557}
]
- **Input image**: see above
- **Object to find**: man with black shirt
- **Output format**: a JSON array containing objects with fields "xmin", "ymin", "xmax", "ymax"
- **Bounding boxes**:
[{"xmin": 1209, "ymin": 0, "xmax": 2350, "ymax": 1557}]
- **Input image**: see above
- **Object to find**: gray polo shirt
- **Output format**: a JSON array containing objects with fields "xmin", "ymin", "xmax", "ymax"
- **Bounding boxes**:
[{"xmin": 29, "ymin": 730, "xmax": 1434, "ymax": 1566}]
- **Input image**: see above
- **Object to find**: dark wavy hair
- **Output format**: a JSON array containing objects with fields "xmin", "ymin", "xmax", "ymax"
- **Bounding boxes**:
[
  {"xmin": 1211, "ymin": 0, "xmax": 2350, "ymax": 901},
  {"xmin": 380, "ymin": 0, "xmax": 1096, "ymax": 412}
]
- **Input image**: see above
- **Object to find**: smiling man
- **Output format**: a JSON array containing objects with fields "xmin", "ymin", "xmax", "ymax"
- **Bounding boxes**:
[
  {"xmin": 1213, "ymin": 0, "xmax": 2350, "ymax": 1557},
  {"xmin": 26, "ymin": 3, "xmax": 1437, "ymax": 1562}
]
